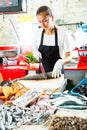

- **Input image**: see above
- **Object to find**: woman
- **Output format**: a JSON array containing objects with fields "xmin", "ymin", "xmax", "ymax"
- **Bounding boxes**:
[{"xmin": 33, "ymin": 5, "xmax": 72, "ymax": 78}]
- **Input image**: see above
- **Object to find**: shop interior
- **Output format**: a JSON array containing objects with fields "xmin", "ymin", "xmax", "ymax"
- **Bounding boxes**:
[{"xmin": 0, "ymin": 0, "xmax": 87, "ymax": 130}]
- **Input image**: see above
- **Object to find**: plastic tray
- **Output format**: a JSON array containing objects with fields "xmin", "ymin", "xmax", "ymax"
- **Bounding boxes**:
[{"xmin": 70, "ymin": 77, "xmax": 87, "ymax": 95}]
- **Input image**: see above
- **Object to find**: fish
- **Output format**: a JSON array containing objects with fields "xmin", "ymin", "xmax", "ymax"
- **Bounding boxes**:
[
  {"xmin": 59, "ymin": 105, "xmax": 87, "ymax": 110},
  {"xmin": 64, "ymin": 94, "xmax": 85, "ymax": 105},
  {"xmin": 49, "ymin": 92, "xmax": 87, "ymax": 107}
]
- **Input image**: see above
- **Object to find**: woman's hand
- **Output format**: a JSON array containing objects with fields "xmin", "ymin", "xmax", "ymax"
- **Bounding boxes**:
[{"xmin": 52, "ymin": 59, "xmax": 63, "ymax": 78}]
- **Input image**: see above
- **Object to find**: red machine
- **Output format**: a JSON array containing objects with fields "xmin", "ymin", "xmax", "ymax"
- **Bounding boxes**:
[{"xmin": 0, "ymin": 45, "xmax": 38, "ymax": 80}]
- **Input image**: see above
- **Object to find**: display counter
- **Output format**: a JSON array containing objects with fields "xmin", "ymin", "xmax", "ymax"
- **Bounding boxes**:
[
  {"xmin": 0, "ymin": 63, "xmax": 39, "ymax": 80},
  {"xmin": 1, "ymin": 58, "xmax": 87, "ymax": 85},
  {"xmin": 64, "ymin": 61, "xmax": 87, "ymax": 85},
  {"xmin": 18, "ymin": 74, "xmax": 67, "ymax": 93}
]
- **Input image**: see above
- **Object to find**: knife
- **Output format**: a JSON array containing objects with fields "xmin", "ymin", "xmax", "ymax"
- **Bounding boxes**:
[
  {"xmin": 19, "ymin": 71, "xmax": 53, "ymax": 80},
  {"xmin": 39, "ymin": 60, "xmax": 47, "ymax": 79},
  {"xmin": 6, "ymin": 72, "xmax": 53, "ymax": 86}
]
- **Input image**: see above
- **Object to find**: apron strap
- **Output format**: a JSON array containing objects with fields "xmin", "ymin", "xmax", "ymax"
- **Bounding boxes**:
[
  {"xmin": 40, "ymin": 29, "xmax": 45, "ymax": 45},
  {"xmin": 40, "ymin": 27, "xmax": 58, "ymax": 46},
  {"xmin": 54, "ymin": 27, "xmax": 58, "ymax": 46}
]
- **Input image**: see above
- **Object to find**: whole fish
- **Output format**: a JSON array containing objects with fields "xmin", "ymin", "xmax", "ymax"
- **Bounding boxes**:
[{"xmin": 49, "ymin": 92, "xmax": 87, "ymax": 108}]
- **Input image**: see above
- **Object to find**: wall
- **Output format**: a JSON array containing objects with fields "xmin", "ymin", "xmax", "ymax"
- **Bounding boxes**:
[
  {"xmin": 28, "ymin": 0, "xmax": 87, "ymax": 30},
  {"xmin": 0, "ymin": 0, "xmax": 87, "ymax": 46}
]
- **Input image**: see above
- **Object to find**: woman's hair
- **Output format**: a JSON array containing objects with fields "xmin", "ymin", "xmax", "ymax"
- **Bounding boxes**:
[{"xmin": 36, "ymin": 5, "xmax": 53, "ymax": 16}]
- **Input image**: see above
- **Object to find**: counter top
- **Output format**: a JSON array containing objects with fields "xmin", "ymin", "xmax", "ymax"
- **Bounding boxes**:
[
  {"xmin": 19, "ymin": 74, "xmax": 67, "ymax": 93},
  {"xmin": 64, "ymin": 61, "xmax": 87, "ymax": 70},
  {"xmin": 0, "ymin": 63, "xmax": 39, "ymax": 70},
  {"xmin": 1, "ymin": 60, "xmax": 87, "ymax": 71},
  {"xmin": 1, "ymin": 61, "xmax": 87, "ymax": 81}
]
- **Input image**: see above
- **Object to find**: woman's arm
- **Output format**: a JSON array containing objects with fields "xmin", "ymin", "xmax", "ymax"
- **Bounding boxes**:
[{"xmin": 62, "ymin": 52, "xmax": 72, "ymax": 64}]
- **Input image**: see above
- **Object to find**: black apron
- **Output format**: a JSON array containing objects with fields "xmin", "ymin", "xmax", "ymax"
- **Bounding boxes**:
[{"xmin": 37, "ymin": 27, "xmax": 62, "ymax": 73}]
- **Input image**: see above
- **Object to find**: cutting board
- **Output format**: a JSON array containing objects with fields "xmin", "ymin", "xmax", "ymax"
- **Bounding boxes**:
[{"xmin": 19, "ymin": 74, "xmax": 67, "ymax": 93}]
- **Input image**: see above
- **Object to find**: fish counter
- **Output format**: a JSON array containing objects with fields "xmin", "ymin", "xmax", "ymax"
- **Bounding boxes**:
[
  {"xmin": 0, "ymin": 74, "xmax": 87, "ymax": 130},
  {"xmin": 0, "ymin": 89, "xmax": 87, "ymax": 130},
  {"xmin": 13, "ymin": 109, "xmax": 87, "ymax": 130}
]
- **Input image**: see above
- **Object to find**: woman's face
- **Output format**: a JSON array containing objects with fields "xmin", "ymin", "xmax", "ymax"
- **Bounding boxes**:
[{"xmin": 37, "ymin": 12, "xmax": 54, "ymax": 30}]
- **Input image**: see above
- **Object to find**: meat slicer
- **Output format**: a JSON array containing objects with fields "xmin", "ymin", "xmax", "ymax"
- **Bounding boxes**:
[{"xmin": 0, "ymin": 16, "xmax": 20, "ymax": 65}]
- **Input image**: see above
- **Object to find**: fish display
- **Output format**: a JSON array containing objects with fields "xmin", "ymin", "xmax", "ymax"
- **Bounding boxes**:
[
  {"xmin": 48, "ymin": 115, "xmax": 87, "ymax": 130},
  {"xmin": 72, "ymin": 84, "xmax": 87, "ymax": 97},
  {"xmin": 49, "ymin": 92, "xmax": 87, "ymax": 109},
  {"xmin": 0, "ymin": 80, "xmax": 87, "ymax": 130},
  {"xmin": 0, "ymin": 102, "xmax": 55, "ymax": 130}
]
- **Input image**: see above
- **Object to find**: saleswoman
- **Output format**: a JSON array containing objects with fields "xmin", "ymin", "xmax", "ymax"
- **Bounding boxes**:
[{"xmin": 32, "ymin": 5, "xmax": 72, "ymax": 78}]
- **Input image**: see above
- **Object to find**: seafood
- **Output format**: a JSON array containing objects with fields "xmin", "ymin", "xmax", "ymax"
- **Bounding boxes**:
[
  {"xmin": 0, "ymin": 102, "xmax": 53, "ymax": 130},
  {"xmin": 48, "ymin": 116, "xmax": 87, "ymax": 130},
  {"xmin": 72, "ymin": 84, "xmax": 87, "ymax": 97},
  {"xmin": 0, "ymin": 81, "xmax": 29, "ymax": 103},
  {"xmin": 13, "ymin": 89, "xmax": 45, "ymax": 107},
  {"xmin": 0, "ymin": 89, "xmax": 56, "ymax": 129},
  {"xmin": 49, "ymin": 92, "xmax": 87, "ymax": 109}
]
